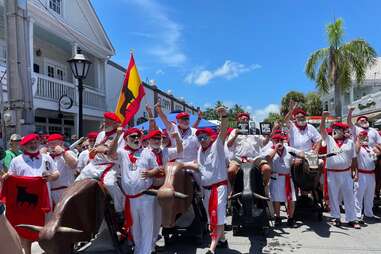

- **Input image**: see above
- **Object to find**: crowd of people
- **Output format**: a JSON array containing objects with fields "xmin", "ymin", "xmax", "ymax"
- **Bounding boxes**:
[{"xmin": 1, "ymin": 101, "xmax": 381, "ymax": 254}]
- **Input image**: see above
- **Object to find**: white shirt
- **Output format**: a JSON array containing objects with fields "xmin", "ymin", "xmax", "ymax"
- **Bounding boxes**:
[
  {"xmin": 357, "ymin": 146, "xmax": 376, "ymax": 170},
  {"xmin": 198, "ymin": 138, "xmax": 228, "ymax": 186},
  {"xmin": 352, "ymin": 126, "xmax": 381, "ymax": 148},
  {"xmin": 9, "ymin": 153, "xmax": 58, "ymax": 177},
  {"xmin": 95, "ymin": 130, "xmax": 125, "ymax": 147},
  {"xmin": 171, "ymin": 124, "xmax": 199, "ymax": 162},
  {"xmin": 288, "ymin": 122, "xmax": 321, "ymax": 151},
  {"xmin": 265, "ymin": 146, "xmax": 299, "ymax": 174},
  {"xmin": 118, "ymin": 148, "xmax": 152, "ymax": 195},
  {"xmin": 324, "ymin": 135, "xmax": 356, "ymax": 169},
  {"xmin": 50, "ymin": 151, "xmax": 77, "ymax": 188},
  {"xmin": 77, "ymin": 150, "xmax": 90, "ymax": 172},
  {"xmin": 227, "ymin": 129, "xmax": 265, "ymax": 158}
]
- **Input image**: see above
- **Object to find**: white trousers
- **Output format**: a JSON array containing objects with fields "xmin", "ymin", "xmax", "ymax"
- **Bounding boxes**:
[
  {"xmin": 103, "ymin": 170, "xmax": 125, "ymax": 213},
  {"xmin": 203, "ymin": 185, "xmax": 228, "ymax": 225},
  {"xmin": 354, "ymin": 173, "xmax": 375, "ymax": 218},
  {"xmin": 328, "ymin": 171, "xmax": 356, "ymax": 222},
  {"xmin": 130, "ymin": 195, "xmax": 154, "ymax": 254},
  {"xmin": 152, "ymin": 198, "xmax": 161, "ymax": 249}
]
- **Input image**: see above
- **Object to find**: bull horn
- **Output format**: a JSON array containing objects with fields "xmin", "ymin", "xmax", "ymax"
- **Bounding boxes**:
[
  {"xmin": 253, "ymin": 193, "xmax": 270, "ymax": 201},
  {"xmin": 229, "ymin": 192, "xmax": 242, "ymax": 200},
  {"xmin": 143, "ymin": 189, "xmax": 158, "ymax": 196},
  {"xmin": 16, "ymin": 224, "xmax": 43, "ymax": 232},
  {"xmin": 173, "ymin": 191, "xmax": 188, "ymax": 199},
  {"xmin": 57, "ymin": 226, "xmax": 83, "ymax": 233}
]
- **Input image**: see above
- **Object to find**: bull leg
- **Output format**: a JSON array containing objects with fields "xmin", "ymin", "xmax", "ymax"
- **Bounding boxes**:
[{"xmin": 104, "ymin": 199, "xmax": 123, "ymax": 254}]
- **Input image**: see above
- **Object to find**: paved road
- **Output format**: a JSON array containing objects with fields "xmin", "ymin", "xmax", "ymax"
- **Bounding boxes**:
[{"xmin": 32, "ymin": 209, "xmax": 381, "ymax": 254}]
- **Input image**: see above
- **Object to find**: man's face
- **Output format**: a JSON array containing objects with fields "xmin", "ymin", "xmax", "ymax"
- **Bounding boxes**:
[
  {"xmin": 197, "ymin": 134, "xmax": 211, "ymax": 148},
  {"xmin": 104, "ymin": 119, "xmax": 119, "ymax": 132},
  {"xmin": 272, "ymin": 138, "xmax": 284, "ymax": 149},
  {"xmin": 238, "ymin": 116, "xmax": 249, "ymax": 123},
  {"xmin": 125, "ymin": 133, "xmax": 142, "ymax": 149},
  {"xmin": 333, "ymin": 128, "xmax": 344, "ymax": 139},
  {"xmin": 149, "ymin": 136, "xmax": 162, "ymax": 149},
  {"xmin": 162, "ymin": 136, "xmax": 170, "ymax": 147},
  {"xmin": 295, "ymin": 113, "xmax": 307, "ymax": 127},
  {"xmin": 47, "ymin": 140, "xmax": 63, "ymax": 153},
  {"xmin": 88, "ymin": 138, "xmax": 96, "ymax": 148},
  {"xmin": 178, "ymin": 117, "xmax": 190, "ymax": 129},
  {"xmin": 357, "ymin": 118, "xmax": 369, "ymax": 129},
  {"xmin": 10, "ymin": 140, "xmax": 20, "ymax": 150},
  {"xmin": 24, "ymin": 140, "xmax": 40, "ymax": 153}
]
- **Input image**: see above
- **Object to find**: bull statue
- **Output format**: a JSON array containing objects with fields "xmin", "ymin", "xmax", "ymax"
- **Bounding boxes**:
[
  {"xmin": 18, "ymin": 179, "xmax": 123, "ymax": 254},
  {"xmin": 0, "ymin": 203, "xmax": 23, "ymax": 254}
]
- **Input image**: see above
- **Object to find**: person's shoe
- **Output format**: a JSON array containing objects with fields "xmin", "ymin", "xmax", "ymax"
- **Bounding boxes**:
[
  {"xmin": 365, "ymin": 215, "xmax": 381, "ymax": 221},
  {"xmin": 217, "ymin": 239, "xmax": 229, "ymax": 248},
  {"xmin": 348, "ymin": 220, "xmax": 361, "ymax": 229},
  {"xmin": 287, "ymin": 217, "xmax": 296, "ymax": 227},
  {"xmin": 330, "ymin": 218, "xmax": 341, "ymax": 227},
  {"xmin": 274, "ymin": 217, "xmax": 282, "ymax": 227},
  {"xmin": 358, "ymin": 218, "xmax": 365, "ymax": 225},
  {"xmin": 205, "ymin": 250, "xmax": 214, "ymax": 254},
  {"xmin": 224, "ymin": 224, "xmax": 232, "ymax": 231}
]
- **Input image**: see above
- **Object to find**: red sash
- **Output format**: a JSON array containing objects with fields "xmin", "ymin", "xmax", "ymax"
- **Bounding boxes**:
[
  {"xmin": 358, "ymin": 169, "xmax": 375, "ymax": 174},
  {"xmin": 0, "ymin": 176, "xmax": 51, "ymax": 240},
  {"xmin": 99, "ymin": 163, "xmax": 115, "ymax": 183},
  {"xmin": 204, "ymin": 180, "xmax": 228, "ymax": 240},
  {"xmin": 123, "ymin": 191, "xmax": 145, "ymax": 241},
  {"xmin": 278, "ymin": 173, "xmax": 292, "ymax": 202}
]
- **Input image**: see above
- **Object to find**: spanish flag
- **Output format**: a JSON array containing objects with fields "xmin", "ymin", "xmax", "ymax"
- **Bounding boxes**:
[{"xmin": 115, "ymin": 53, "xmax": 145, "ymax": 127}]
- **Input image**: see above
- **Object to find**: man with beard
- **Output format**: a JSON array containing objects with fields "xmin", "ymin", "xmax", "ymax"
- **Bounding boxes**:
[
  {"xmin": 77, "ymin": 131, "xmax": 98, "ymax": 173},
  {"xmin": 347, "ymin": 106, "xmax": 381, "ymax": 200},
  {"xmin": 46, "ymin": 134, "xmax": 78, "ymax": 206},
  {"xmin": 95, "ymin": 112, "xmax": 124, "ymax": 147},
  {"xmin": 354, "ymin": 130, "xmax": 380, "ymax": 223},
  {"xmin": 320, "ymin": 112, "xmax": 360, "ymax": 228},
  {"xmin": 227, "ymin": 112, "xmax": 271, "ymax": 186},
  {"xmin": 1, "ymin": 134, "xmax": 60, "ymax": 254},
  {"xmin": 109, "ymin": 127, "xmax": 154, "ymax": 254},
  {"xmin": 265, "ymin": 133, "xmax": 304, "ymax": 227},
  {"xmin": 138, "ymin": 129, "xmax": 183, "ymax": 252}
]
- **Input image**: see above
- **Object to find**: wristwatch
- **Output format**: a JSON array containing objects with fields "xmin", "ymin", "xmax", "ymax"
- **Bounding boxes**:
[{"xmin": 0, "ymin": 202, "xmax": 5, "ymax": 215}]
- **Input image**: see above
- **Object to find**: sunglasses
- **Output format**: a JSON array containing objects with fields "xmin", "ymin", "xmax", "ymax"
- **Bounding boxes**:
[
  {"xmin": 128, "ymin": 134, "xmax": 141, "ymax": 139},
  {"xmin": 197, "ymin": 134, "xmax": 209, "ymax": 142},
  {"xmin": 151, "ymin": 137, "xmax": 162, "ymax": 141},
  {"xmin": 180, "ymin": 117, "xmax": 190, "ymax": 121}
]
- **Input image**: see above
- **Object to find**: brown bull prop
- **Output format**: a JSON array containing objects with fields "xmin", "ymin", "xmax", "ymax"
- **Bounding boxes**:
[
  {"xmin": 0, "ymin": 204, "xmax": 23, "ymax": 254},
  {"xmin": 17, "ymin": 179, "xmax": 119, "ymax": 254}
]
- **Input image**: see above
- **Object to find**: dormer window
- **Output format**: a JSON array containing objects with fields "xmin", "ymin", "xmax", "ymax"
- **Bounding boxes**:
[{"xmin": 49, "ymin": 0, "xmax": 62, "ymax": 15}]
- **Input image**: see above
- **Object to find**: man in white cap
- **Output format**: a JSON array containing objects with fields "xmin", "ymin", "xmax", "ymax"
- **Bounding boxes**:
[{"xmin": 2, "ymin": 134, "xmax": 22, "ymax": 173}]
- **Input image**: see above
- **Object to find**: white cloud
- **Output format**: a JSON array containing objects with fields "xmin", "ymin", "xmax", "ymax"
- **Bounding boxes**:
[
  {"xmin": 252, "ymin": 104, "xmax": 280, "ymax": 122},
  {"xmin": 155, "ymin": 69, "xmax": 164, "ymax": 75},
  {"xmin": 126, "ymin": 0, "xmax": 186, "ymax": 66},
  {"xmin": 185, "ymin": 60, "xmax": 261, "ymax": 86}
]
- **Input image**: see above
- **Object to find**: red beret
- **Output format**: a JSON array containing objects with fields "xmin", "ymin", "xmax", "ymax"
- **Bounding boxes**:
[
  {"xmin": 237, "ymin": 112, "xmax": 250, "ymax": 119},
  {"xmin": 104, "ymin": 112, "xmax": 122, "ymax": 123},
  {"xmin": 196, "ymin": 128, "xmax": 216, "ymax": 137},
  {"xmin": 176, "ymin": 112, "xmax": 190, "ymax": 119},
  {"xmin": 271, "ymin": 134, "xmax": 286, "ymax": 140},
  {"xmin": 124, "ymin": 128, "xmax": 143, "ymax": 138},
  {"xmin": 47, "ymin": 133, "xmax": 64, "ymax": 142},
  {"xmin": 332, "ymin": 122, "xmax": 349, "ymax": 129},
  {"xmin": 274, "ymin": 129, "xmax": 282, "ymax": 134},
  {"xmin": 87, "ymin": 131, "xmax": 98, "ymax": 140},
  {"xmin": 292, "ymin": 108, "xmax": 306, "ymax": 117},
  {"xmin": 146, "ymin": 130, "xmax": 162, "ymax": 139},
  {"xmin": 357, "ymin": 115, "xmax": 368, "ymax": 122},
  {"xmin": 358, "ymin": 130, "xmax": 368, "ymax": 137},
  {"xmin": 20, "ymin": 133, "xmax": 39, "ymax": 146},
  {"xmin": 227, "ymin": 128, "xmax": 234, "ymax": 135}
]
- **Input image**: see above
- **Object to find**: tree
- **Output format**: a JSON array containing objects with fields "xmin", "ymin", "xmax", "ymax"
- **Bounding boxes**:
[
  {"xmin": 305, "ymin": 18, "xmax": 376, "ymax": 118},
  {"xmin": 280, "ymin": 91, "xmax": 305, "ymax": 115},
  {"xmin": 264, "ymin": 112, "xmax": 284, "ymax": 124},
  {"xmin": 305, "ymin": 92, "xmax": 323, "ymax": 116}
]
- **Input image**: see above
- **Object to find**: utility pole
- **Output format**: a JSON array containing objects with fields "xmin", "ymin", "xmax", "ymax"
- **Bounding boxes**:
[{"xmin": 3, "ymin": 0, "xmax": 35, "ymax": 143}]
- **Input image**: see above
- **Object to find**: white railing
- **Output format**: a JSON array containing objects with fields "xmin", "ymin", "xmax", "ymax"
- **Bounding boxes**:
[{"xmin": 34, "ymin": 73, "xmax": 105, "ymax": 110}]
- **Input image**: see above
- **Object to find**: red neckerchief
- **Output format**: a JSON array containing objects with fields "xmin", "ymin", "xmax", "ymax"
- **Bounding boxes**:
[
  {"xmin": 334, "ymin": 138, "xmax": 345, "ymax": 147},
  {"xmin": 152, "ymin": 149, "xmax": 163, "ymax": 166},
  {"xmin": 178, "ymin": 126, "xmax": 190, "ymax": 138},
  {"xmin": 24, "ymin": 151, "xmax": 40, "ymax": 160},
  {"xmin": 295, "ymin": 123, "xmax": 307, "ymax": 131},
  {"xmin": 125, "ymin": 145, "xmax": 138, "ymax": 164}
]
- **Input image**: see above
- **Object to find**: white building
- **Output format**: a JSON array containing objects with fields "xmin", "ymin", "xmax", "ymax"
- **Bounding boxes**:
[
  {"xmin": 321, "ymin": 57, "xmax": 381, "ymax": 127},
  {"xmin": 0, "ymin": 0, "xmax": 197, "ymax": 138}
]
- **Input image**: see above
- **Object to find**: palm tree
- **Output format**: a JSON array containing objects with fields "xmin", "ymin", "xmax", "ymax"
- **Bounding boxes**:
[{"xmin": 305, "ymin": 18, "xmax": 377, "ymax": 118}]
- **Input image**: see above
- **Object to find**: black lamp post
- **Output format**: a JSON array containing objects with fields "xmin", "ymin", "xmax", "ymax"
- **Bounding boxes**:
[{"xmin": 68, "ymin": 49, "xmax": 91, "ymax": 137}]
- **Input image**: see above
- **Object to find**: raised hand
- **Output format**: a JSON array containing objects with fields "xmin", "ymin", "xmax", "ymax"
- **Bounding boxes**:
[{"xmin": 216, "ymin": 106, "xmax": 227, "ymax": 118}]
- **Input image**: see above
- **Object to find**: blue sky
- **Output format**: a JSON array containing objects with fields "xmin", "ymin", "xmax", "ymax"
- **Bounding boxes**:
[{"xmin": 92, "ymin": 0, "xmax": 381, "ymax": 121}]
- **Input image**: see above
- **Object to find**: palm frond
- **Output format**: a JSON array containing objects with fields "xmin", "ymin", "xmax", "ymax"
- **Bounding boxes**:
[
  {"xmin": 336, "ymin": 58, "xmax": 352, "ymax": 91},
  {"xmin": 326, "ymin": 18, "xmax": 344, "ymax": 48},
  {"xmin": 316, "ymin": 58, "xmax": 330, "ymax": 93},
  {"xmin": 305, "ymin": 48, "xmax": 329, "ymax": 80}
]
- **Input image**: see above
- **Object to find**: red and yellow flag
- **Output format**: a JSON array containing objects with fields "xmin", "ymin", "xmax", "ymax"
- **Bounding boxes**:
[{"xmin": 115, "ymin": 53, "xmax": 145, "ymax": 127}]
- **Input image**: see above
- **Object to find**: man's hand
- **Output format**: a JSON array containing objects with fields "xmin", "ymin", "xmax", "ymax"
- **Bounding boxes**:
[
  {"xmin": 197, "ymin": 109, "xmax": 203, "ymax": 120},
  {"xmin": 348, "ymin": 105, "xmax": 356, "ymax": 112},
  {"xmin": 273, "ymin": 120, "xmax": 281, "ymax": 130},
  {"xmin": 116, "ymin": 126, "xmax": 123, "ymax": 136},
  {"xmin": 141, "ymin": 170, "xmax": 155, "ymax": 179},
  {"xmin": 146, "ymin": 104, "xmax": 154, "ymax": 117},
  {"xmin": 42, "ymin": 173, "xmax": 56, "ymax": 182},
  {"xmin": 154, "ymin": 99, "xmax": 162, "ymax": 113},
  {"xmin": 289, "ymin": 100, "xmax": 297, "ymax": 111},
  {"xmin": 275, "ymin": 143, "xmax": 283, "ymax": 151},
  {"xmin": 216, "ymin": 106, "xmax": 227, "ymax": 118},
  {"xmin": 322, "ymin": 111, "xmax": 330, "ymax": 118},
  {"xmin": 54, "ymin": 145, "xmax": 65, "ymax": 155}
]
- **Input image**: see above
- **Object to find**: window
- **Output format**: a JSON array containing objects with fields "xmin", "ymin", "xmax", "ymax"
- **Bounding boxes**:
[
  {"xmin": 49, "ymin": 0, "xmax": 62, "ymax": 15},
  {"xmin": 33, "ymin": 64, "xmax": 40, "ymax": 73},
  {"xmin": 161, "ymin": 98, "xmax": 171, "ymax": 111},
  {"xmin": 47, "ymin": 65, "xmax": 54, "ymax": 78},
  {"xmin": 57, "ymin": 69, "xmax": 64, "ymax": 80}
]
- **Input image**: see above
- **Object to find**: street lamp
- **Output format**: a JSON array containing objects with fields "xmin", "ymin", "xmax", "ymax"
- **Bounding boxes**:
[{"xmin": 68, "ymin": 49, "xmax": 91, "ymax": 137}]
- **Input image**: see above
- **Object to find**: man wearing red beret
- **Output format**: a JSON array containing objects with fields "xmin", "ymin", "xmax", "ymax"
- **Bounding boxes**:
[
  {"xmin": 1, "ymin": 134, "xmax": 60, "ymax": 254},
  {"xmin": 227, "ymin": 112, "xmax": 271, "ymax": 186},
  {"xmin": 348, "ymin": 106, "xmax": 381, "ymax": 200},
  {"xmin": 95, "ymin": 112, "xmax": 124, "ymax": 147},
  {"xmin": 320, "ymin": 112, "xmax": 360, "ymax": 228},
  {"xmin": 77, "ymin": 132, "xmax": 98, "ymax": 173},
  {"xmin": 46, "ymin": 134, "xmax": 78, "ymax": 205}
]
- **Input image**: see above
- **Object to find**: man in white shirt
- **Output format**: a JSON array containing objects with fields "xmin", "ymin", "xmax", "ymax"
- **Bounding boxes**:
[
  {"xmin": 46, "ymin": 134, "xmax": 77, "ymax": 206},
  {"xmin": 77, "ymin": 131, "xmax": 98, "ymax": 173},
  {"xmin": 95, "ymin": 112, "xmax": 124, "ymax": 147},
  {"xmin": 320, "ymin": 112, "xmax": 360, "ymax": 229},
  {"xmin": 2, "ymin": 133, "xmax": 60, "ymax": 254},
  {"xmin": 265, "ymin": 134, "xmax": 304, "ymax": 227},
  {"xmin": 354, "ymin": 131, "xmax": 380, "ymax": 222}
]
